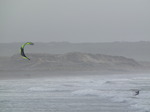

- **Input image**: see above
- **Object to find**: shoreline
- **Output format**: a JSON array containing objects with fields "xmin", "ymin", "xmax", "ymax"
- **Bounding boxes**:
[{"xmin": 0, "ymin": 70, "xmax": 150, "ymax": 80}]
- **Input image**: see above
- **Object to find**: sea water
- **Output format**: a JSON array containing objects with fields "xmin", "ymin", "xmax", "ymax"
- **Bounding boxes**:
[{"xmin": 0, "ymin": 74, "xmax": 150, "ymax": 112}]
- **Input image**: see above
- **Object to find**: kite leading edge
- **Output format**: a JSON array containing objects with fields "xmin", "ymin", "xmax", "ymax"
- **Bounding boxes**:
[{"xmin": 20, "ymin": 42, "xmax": 34, "ymax": 60}]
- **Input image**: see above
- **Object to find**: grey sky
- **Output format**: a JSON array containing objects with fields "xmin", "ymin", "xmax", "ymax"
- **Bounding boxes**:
[{"xmin": 1, "ymin": 0, "xmax": 150, "ymax": 43}]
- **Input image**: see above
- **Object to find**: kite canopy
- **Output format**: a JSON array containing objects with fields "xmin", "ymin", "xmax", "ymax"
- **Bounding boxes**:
[{"xmin": 20, "ymin": 42, "xmax": 34, "ymax": 60}]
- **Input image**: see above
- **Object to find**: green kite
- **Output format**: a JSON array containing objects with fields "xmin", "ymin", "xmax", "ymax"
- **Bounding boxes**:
[{"xmin": 20, "ymin": 42, "xmax": 34, "ymax": 60}]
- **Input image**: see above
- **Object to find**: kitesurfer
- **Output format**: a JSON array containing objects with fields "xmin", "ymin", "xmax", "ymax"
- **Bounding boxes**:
[{"xmin": 134, "ymin": 90, "xmax": 140, "ymax": 96}]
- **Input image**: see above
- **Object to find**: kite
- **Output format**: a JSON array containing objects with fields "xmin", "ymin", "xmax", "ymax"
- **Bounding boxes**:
[{"xmin": 20, "ymin": 42, "xmax": 34, "ymax": 60}]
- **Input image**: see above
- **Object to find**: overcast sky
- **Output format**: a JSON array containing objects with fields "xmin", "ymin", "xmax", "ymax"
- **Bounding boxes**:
[{"xmin": 0, "ymin": 0, "xmax": 150, "ymax": 43}]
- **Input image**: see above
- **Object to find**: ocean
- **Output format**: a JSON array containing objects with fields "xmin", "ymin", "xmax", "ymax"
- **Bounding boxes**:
[{"xmin": 0, "ymin": 73, "xmax": 150, "ymax": 112}]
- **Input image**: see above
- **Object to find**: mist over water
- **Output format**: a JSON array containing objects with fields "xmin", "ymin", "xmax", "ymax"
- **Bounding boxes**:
[{"xmin": 1, "ymin": 0, "xmax": 150, "ymax": 111}]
